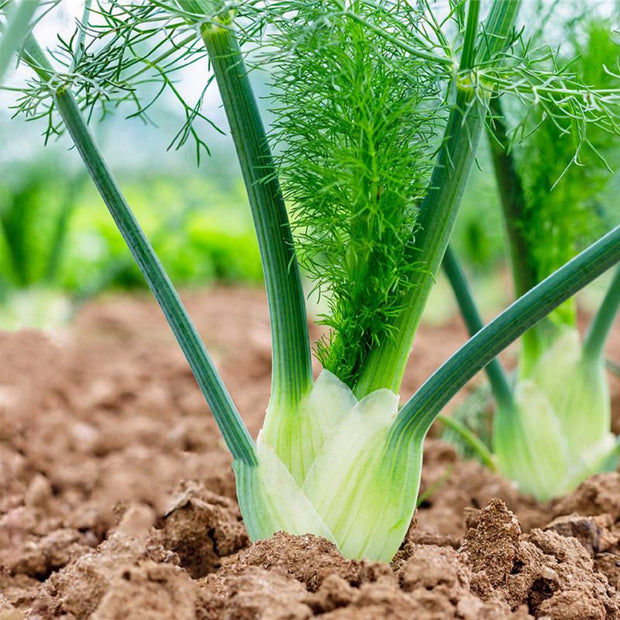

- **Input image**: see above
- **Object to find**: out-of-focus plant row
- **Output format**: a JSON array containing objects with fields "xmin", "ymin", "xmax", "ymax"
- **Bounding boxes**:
[
  {"xmin": 0, "ymin": 133, "xmax": 616, "ymax": 329},
  {"xmin": 0, "ymin": 159, "xmax": 262, "ymax": 328}
]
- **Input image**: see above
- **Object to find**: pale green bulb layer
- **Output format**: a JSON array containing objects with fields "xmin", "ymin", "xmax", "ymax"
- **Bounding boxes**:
[
  {"xmin": 494, "ymin": 329, "xmax": 617, "ymax": 501},
  {"xmin": 234, "ymin": 370, "xmax": 424, "ymax": 562}
]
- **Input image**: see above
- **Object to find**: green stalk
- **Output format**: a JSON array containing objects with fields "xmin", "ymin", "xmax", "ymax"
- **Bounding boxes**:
[
  {"xmin": 442, "ymin": 245, "xmax": 514, "ymax": 410},
  {"xmin": 583, "ymin": 264, "xmax": 620, "ymax": 362},
  {"xmin": 70, "ymin": 0, "xmax": 92, "ymax": 69},
  {"xmin": 437, "ymin": 413, "xmax": 496, "ymax": 470},
  {"xmin": 0, "ymin": 0, "xmax": 40, "ymax": 83},
  {"xmin": 487, "ymin": 95, "xmax": 544, "ymax": 373},
  {"xmin": 200, "ymin": 17, "xmax": 312, "ymax": 411},
  {"xmin": 354, "ymin": 0, "xmax": 521, "ymax": 397},
  {"xmin": 22, "ymin": 36, "xmax": 256, "ymax": 466},
  {"xmin": 487, "ymin": 96, "xmax": 534, "ymax": 296},
  {"xmin": 459, "ymin": 0, "xmax": 480, "ymax": 70},
  {"xmin": 392, "ymin": 224, "xmax": 620, "ymax": 443}
]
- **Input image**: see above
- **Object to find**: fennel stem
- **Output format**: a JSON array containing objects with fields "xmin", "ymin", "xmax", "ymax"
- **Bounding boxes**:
[
  {"xmin": 354, "ymin": 0, "xmax": 521, "ymax": 397},
  {"xmin": 487, "ymin": 95, "xmax": 546, "ymax": 373},
  {"xmin": 0, "ymin": 0, "xmax": 40, "ymax": 83},
  {"xmin": 200, "ymin": 18, "xmax": 313, "ymax": 412},
  {"xmin": 22, "ymin": 35, "xmax": 257, "ymax": 466},
  {"xmin": 392, "ymin": 224, "xmax": 620, "ymax": 444},
  {"xmin": 583, "ymin": 264, "xmax": 620, "ymax": 362},
  {"xmin": 442, "ymin": 245, "xmax": 514, "ymax": 410}
]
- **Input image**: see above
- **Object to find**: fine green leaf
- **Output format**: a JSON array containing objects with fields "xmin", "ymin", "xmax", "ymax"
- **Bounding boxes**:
[{"xmin": 268, "ymin": 0, "xmax": 441, "ymax": 388}]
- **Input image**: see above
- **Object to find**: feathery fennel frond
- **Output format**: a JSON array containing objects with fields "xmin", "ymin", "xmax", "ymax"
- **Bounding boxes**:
[
  {"xmin": 470, "ymin": 5, "xmax": 620, "ymax": 159},
  {"xmin": 268, "ymin": 0, "xmax": 443, "ymax": 388},
  {"xmin": 8, "ymin": 0, "xmax": 220, "ymax": 158},
  {"xmin": 501, "ymin": 15, "xmax": 619, "ymax": 330}
]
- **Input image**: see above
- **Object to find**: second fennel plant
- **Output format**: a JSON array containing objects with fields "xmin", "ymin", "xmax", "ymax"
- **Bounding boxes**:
[
  {"xmin": 482, "ymin": 13, "xmax": 620, "ymax": 500},
  {"xmin": 8, "ymin": 0, "xmax": 620, "ymax": 561}
]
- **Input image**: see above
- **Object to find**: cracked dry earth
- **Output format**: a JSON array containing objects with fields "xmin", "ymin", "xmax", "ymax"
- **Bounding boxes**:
[{"xmin": 1, "ymin": 287, "xmax": 619, "ymax": 619}]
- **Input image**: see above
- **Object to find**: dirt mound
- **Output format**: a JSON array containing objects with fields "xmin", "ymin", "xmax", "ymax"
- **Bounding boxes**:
[
  {"xmin": 21, "ymin": 494, "xmax": 614, "ymax": 619},
  {"xmin": 195, "ymin": 496, "xmax": 618, "ymax": 619}
]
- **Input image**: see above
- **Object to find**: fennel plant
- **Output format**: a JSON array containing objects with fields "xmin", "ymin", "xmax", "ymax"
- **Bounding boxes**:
[
  {"xmin": 443, "ymin": 11, "xmax": 620, "ymax": 501},
  {"xmin": 2, "ymin": 0, "xmax": 619, "ymax": 561}
]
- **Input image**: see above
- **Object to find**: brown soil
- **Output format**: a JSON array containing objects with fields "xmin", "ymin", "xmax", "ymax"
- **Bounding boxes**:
[{"xmin": 1, "ymin": 287, "xmax": 618, "ymax": 619}]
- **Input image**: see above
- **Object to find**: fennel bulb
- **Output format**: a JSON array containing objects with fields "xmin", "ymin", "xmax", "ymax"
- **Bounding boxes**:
[
  {"xmin": 235, "ymin": 370, "xmax": 423, "ymax": 562},
  {"xmin": 494, "ymin": 330, "xmax": 617, "ymax": 501}
]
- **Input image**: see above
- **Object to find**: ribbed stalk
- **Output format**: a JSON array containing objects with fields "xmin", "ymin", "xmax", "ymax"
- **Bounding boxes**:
[
  {"xmin": 22, "ymin": 36, "xmax": 256, "ymax": 466},
  {"xmin": 200, "ymin": 18, "xmax": 312, "ymax": 411},
  {"xmin": 487, "ymin": 95, "xmax": 545, "ymax": 373},
  {"xmin": 355, "ymin": 0, "xmax": 521, "ymax": 397},
  {"xmin": 442, "ymin": 245, "xmax": 514, "ymax": 410},
  {"xmin": 391, "ymin": 224, "xmax": 620, "ymax": 443},
  {"xmin": 487, "ymin": 96, "xmax": 534, "ymax": 296},
  {"xmin": 0, "ymin": 0, "xmax": 40, "ymax": 83},
  {"xmin": 459, "ymin": 0, "xmax": 480, "ymax": 70},
  {"xmin": 583, "ymin": 264, "xmax": 620, "ymax": 362}
]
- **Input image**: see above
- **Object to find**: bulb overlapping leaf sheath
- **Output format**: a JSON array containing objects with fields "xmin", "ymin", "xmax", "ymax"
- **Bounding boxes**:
[
  {"xmin": 494, "ymin": 330, "xmax": 617, "ymax": 501},
  {"xmin": 234, "ymin": 371, "xmax": 424, "ymax": 562}
]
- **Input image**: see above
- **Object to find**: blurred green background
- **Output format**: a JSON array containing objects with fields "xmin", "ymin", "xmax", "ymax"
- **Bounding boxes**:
[{"xmin": 0, "ymin": 0, "xmax": 618, "ymax": 330}]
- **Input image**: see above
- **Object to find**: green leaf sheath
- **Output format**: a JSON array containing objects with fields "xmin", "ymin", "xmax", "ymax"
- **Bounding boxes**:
[
  {"xmin": 0, "ymin": 0, "xmax": 40, "ymax": 84},
  {"xmin": 486, "ymin": 95, "xmax": 544, "ymax": 371},
  {"xmin": 22, "ymin": 37, "xmax": 256, "ymax": 466},
  {"xmin": 392, "ymin": 224, "xmax": 620, "ymax": 443},
  {"xmin": 354, "ymin": 0, "xmax": 522, "ymax": 397},
  {"xmin": 442, "ymin": 245, "xmax": 513, "ymax": 410},
  {"xmin": 201, "ymin": 20, "xmax": 312, "ymax": 410},
  {"xmin": 583, "ymin": 264, "xmax": 620, "ymax": 363},
  {"xmin": 487, "ymin": 96, "xmax": 535, "ymax": 297},
  {"xmin": 436, "ymin": 413, "xmax": 495, "ymax": 471}
]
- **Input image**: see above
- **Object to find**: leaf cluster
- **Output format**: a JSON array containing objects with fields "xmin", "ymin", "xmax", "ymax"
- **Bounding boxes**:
[
  {"xmin": 511, "ymin": 15, "xmax": 620, "ymax": 296},
  {"xmin": 267, "ymin": 0, "xmax": 444, "ymax": 387},
  {"xmin": 5, "ymin": 0, "xmax": 221, "ymax": 159}
]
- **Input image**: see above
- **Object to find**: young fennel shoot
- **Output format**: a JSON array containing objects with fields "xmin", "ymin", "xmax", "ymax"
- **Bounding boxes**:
[
  {"xmin": 481, "ymin": 13, "xmax": 620, "ymax": 500},
  {"xmin": 4, "ymin": 0, "xmax": 620, "ymax": 561}
]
